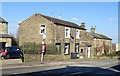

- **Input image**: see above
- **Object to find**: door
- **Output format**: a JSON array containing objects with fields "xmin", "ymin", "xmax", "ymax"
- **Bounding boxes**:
[
  {"xmin": 75, "ymin": 43, "xmax": 79, "ymax": 53},
  {"xmin": 0, "ymin": 42, "xmax": 6, "ymax": 48},
  {"xmin": 88, "ymin": 47, "xmax": 91, "ymax": 58}
]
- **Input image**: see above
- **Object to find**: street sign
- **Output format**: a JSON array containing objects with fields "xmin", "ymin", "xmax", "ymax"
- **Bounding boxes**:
[{"xmin": 43, "ymin": 33, "xmax": 46, "ymax": 39}]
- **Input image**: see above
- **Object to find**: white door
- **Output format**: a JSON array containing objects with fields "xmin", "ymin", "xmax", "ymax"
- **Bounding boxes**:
[
  {"xmin": 88, "ymin": 47, "xmax": 91, "ymax": 58},
  {"xmin": 65, "ymin": 45, "xmax": 69, "ymax": 54},
  {"xmin": 75, "ymin": 44, "xmax": 79, "ymax": 53}
]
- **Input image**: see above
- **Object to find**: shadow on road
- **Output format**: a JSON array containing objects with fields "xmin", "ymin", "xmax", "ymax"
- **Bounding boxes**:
[
  {"xmin": 2, "ymin": 57, "xmax": 21, "ymax": 60},
  {"xmin": 3, "ymin": 65, "xmax": 120, "ymax": 76}
]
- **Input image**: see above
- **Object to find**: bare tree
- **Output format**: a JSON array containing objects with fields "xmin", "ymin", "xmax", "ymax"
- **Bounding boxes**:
[{"xmin": 9, "ymin": 33, "xmax": 19, "ymax": 46}]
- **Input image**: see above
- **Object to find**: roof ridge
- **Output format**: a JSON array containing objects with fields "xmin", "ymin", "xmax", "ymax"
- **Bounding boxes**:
[
  {"xmin": 35, "ymin": 13, "xmax": 85, "ymax": 30},
  {"xmin": 86, "ymin": 32, "xmax": 112, "ymax": 40},
  {"xmin": 0, "ymin": 17, "xmax": 8, "ymax": 23},
  {"xmin": 39, "ymin": 13, "xmax": 77, "ymax": 25}
]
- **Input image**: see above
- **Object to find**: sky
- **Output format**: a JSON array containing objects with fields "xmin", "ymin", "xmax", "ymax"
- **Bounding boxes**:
[
  {"xmin": 1, "ymin": 2, "xmax": 118, "ymax": 43},
  {"xmin": 1, "ymin": 0, "xmax": 119, "ymax": 2}
]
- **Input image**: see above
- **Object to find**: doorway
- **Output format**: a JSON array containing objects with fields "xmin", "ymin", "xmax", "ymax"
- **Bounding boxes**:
[
  {"xmin": 88, "ymin": 47, "xmax": 91, "ymax": 58},
  {"xmin": 75, "ymin": 43, "xmax": 79, "ymax": 53},
  {"xmin": 0, "ymin": 42, "xmax": 6, "ymax": 48}
]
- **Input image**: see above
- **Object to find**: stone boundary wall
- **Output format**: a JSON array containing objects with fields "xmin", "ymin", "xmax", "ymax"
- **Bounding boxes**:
[{"xmin": 24, "ymin": 54, "xmax": 71, "ymax": 63}]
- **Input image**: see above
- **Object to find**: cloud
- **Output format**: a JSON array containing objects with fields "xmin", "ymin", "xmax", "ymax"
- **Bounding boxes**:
[
  {"xmin": 18, "ymin": 21, "xmax": 22, "ymax": 24},
  {"xmin": 108, "ymin": 18, "xmax": 115, "ymax": 22},
  {"xmin": 72, "ymin": 17, "xmax": 80, "ymax": 21}
]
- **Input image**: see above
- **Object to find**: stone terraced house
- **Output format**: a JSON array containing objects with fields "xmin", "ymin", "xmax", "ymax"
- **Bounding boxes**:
[
  {"xmin": 19, "ymin": 13, "xmax": 91, "ymax": 58},
  {"xmin": 19, "ymin": 13, "xmax": 112, "ymax": 59},
  {"xmin": 85, "ymin": 27, "xmax": 112, "ymax": 56},
  {"xmin": 0, "ymin": 17, "xmax": 12, "ymax": 49}
]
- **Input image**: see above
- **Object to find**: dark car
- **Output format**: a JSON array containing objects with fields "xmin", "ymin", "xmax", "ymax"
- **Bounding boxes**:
[{"xmin": 1, "ymin": 46, "xmax": 23, "ymax": 59}]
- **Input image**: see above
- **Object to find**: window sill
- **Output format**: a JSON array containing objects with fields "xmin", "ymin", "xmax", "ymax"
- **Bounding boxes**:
[
  {"xmin": 64, "ymin": 54, "xmax": 70, "ymax": 55},
  {"xmin": 65, "ymin": 37, "xmax": 70, "ymax": 39}
]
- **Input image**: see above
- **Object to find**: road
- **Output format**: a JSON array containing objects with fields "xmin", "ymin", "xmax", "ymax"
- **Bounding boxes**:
[{"xmin": 1, "ymin": 58, "xmax": 120, "ymax": 76}]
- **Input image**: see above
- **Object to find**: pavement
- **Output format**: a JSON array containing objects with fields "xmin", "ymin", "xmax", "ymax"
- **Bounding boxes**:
[
  {"xmin": 1, "ymin": 58, "xmax": 93, "ymax": 69},
  {"xmin": 1, "ymin": 58, "xmax": 119, "ymax": 70}
]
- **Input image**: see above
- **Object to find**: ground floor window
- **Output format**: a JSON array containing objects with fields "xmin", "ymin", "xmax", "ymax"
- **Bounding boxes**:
[
  {"xmin": 81, "ymin": 49, "xmax": 83, "ymax": 53},
  {"xmin": 64, "ymin": 43, "xmax": 70, "ymax": 55},
  {"xmin": 55, "ymin": 43, "xmax": 61, "ymax": 55},
  {"xmin": 75, "ymin": 43, "xmax": 79, "ymax": 53},
  {"xmin": 0, "ymin": 42, "xmax": 6, "ymax": 48}
]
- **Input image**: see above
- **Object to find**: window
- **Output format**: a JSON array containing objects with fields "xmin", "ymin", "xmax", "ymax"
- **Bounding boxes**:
[
  {"xmin": 65, "ymin": 27, "xmax": 70, "ymax": 38},
  {"xmin": 5, "ymin": 47, "xmax": 11, "ymax": 52},
  {"xmin": 64, "ymin": 43, "xmax": 70, "ymax": 55},
  {"xmin": 75, "ymin": 43, "xmax": 79, "ymax": 53},
  {"xmin": 76, "ymin": 29, "xmax": 80, "ymax": 39},
  {"xmin": 81, "ymin": 49, "xmax": 83, "ymax": 53},
  {"xmin": 40, "ymin": 24, "xmax": 46, "ymax": 35},
  {"xmin": 55, "ymin": 43, "xmax": 61, "ymax": 55}
]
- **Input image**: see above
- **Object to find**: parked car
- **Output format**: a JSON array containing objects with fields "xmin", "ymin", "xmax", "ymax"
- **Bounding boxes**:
[
  {"xmin": 0, "ymin": 48, "xmax": 2, "ymax": 56},
  {"xmin": 1, "ymin": 46, "xmax": 23, "ymax": 59}
]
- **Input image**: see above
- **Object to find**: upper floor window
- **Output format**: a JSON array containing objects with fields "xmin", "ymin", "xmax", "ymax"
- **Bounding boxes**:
[
  {"xmin": 76, "ymin": 29, "xmax": 80, "ymax": 39},
  {"xmin": 40, "ymin": 24, "xmax": 46, "ymax": 35},
  {"xmin": 65, "ymin": 27, "xmax": 70, "ymax": 38}
]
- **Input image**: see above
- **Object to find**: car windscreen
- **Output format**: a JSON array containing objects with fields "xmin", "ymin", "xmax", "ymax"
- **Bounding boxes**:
[
  {"xmin": 11, "ymin": 47, "xmax": 20, "ymax": 51},
  {"xmin": 4, "ymin": 47, "xmax": 12, "ymax": 52}
]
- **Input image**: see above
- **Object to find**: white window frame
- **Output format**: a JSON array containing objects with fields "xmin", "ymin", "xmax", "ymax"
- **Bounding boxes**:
[
  {"xmin": 76, "ymin": 29, "xmax": 80, "ymax": 39},
  {"xmin": 64, "ymin": 43, "xmax": 70, "ymax": 55},
  {"xmin": 65, "ymin": 27, "xmax": 70, "ymax": 38},
  {"xmin": 40, "ymin": 24, "xmax": 46, "ymax": 35}
]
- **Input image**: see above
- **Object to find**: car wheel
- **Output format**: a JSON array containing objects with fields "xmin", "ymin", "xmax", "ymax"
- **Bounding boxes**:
[{"xmin": 1, "ymin": 56, "xmax": 5, "ymax": 60}]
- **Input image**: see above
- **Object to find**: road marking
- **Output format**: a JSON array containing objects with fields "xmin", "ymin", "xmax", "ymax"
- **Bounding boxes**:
[
  {"xmin": 108, "ymin": 68, "xmax": 120, "ymax": 72},
  {"xmin": 103, "ymin": 67, "xmax": 120, "ymax": 73}
]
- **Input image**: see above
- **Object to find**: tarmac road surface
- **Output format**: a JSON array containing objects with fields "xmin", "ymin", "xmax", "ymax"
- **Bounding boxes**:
[{"xmin": 1, "ymin": 58, "xmax": 120, "ymax": 76}]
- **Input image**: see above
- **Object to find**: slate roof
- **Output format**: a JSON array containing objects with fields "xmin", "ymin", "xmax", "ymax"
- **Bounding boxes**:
[
  {"xmin": 36, "ymin": 13, "xmax": 86, "ymax": 30},
  {"xmin": 0, "ymin": 34, "xmax": 11, "ymax": 38},
  {"xmin": 0, "ymin": 17, "xmax": 8, "ymax": 23},
  {"xmin": 88, "ymin": 32, "xmax": 112, "ymax": 40},
  {"xmin": 82, "ymin": 41, "xmax": 92, "ymax": 47}
]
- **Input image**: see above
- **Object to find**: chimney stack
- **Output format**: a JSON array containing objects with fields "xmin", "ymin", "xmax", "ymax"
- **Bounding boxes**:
[
  {"xmin": 90, "ymin": 26, "xmax": 95, "ymax": 33},
  {"xmin": 80, "ymin": 22, "xmax": 85, "ymax": 29}
]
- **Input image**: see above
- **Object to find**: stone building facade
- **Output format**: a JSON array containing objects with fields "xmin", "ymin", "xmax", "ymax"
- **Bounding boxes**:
[
  {"xmin": 19, "ymin": 13, "xmax": 112, "ymax": 58},
  {"xmin": 19, "ymin": 13, "xmax": 90, "ymax": 58},
  {"xmin": 0, "ymin": 17, "xmax": 12, "ymax": 48},
  {"xmin": 85, "ymin": 27, "xmax": 112, "ymax": 57}
]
